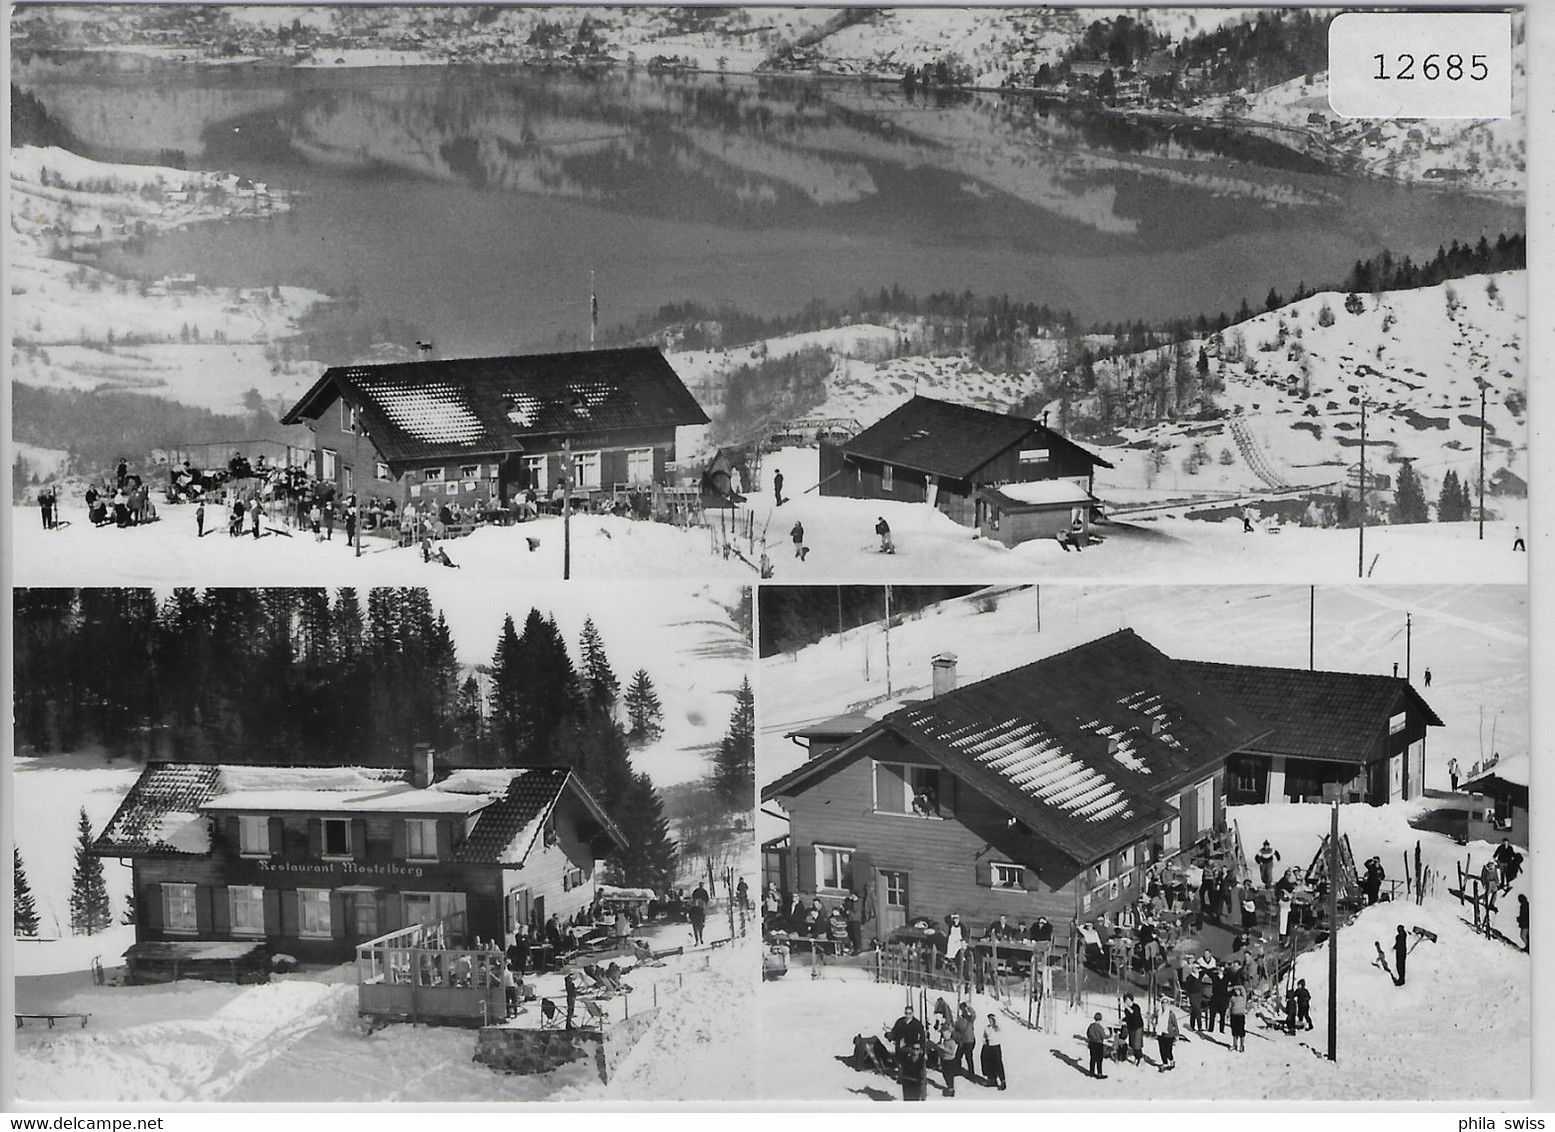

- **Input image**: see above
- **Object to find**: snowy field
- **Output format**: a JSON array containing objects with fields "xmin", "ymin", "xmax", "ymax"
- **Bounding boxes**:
[
  {"xmin": 759, "ymin": 584, "xmax": 1526, "ymax": 843},
  {"xmin": 731, "ymin": 448, "xmax": 1529, "ymax": 583},
  {"xmin": 12, "ymin": 925, "xmax": 755, "ymax": 1103}
]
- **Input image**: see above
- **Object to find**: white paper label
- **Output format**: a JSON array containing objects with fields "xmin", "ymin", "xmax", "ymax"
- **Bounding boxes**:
[{"xmin": 1329, "ymin": 12, "xmax": 1512, "ymax": 119}]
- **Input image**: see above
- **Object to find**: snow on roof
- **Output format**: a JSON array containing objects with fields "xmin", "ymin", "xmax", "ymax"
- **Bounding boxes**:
[
  {"xmin": 437, "ymin": 768, "xmax": 525, "ymax": 794},
  {"xmin": 918, "ymin": 713, "xmax": 1133, "ymax": 824},
  {"xmin": 364, "ymin": 379, "xmax": 485, "ymax": 446},
  {"xmin": 1466, "ymin": 753, "xmax": 1527, "ymax": 789},
  {"xmin": 204, "ymin": 786, "xmax": 491, "ymax": 815},
  {"xmin": 153, "ymin": 811, "xmax": 211, "ymax": 853},
  {"xmin": 991, "ymin": 480, "xmax": 1094, "ymax": 506},
  {"xmin": 216, "ymin": 766, "xmax": 404, "ymax": 792}
]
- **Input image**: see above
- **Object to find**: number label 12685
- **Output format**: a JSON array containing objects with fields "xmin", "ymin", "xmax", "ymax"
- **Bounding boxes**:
[{"xmin": 1372, "ymin": 53, "xmax": 1489, "ymax": 82}]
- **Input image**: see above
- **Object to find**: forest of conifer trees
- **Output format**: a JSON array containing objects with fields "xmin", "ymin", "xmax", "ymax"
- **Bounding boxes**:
[{"xmin": 13, "ymin": 588, "xmax": 754, "ymax": 892}]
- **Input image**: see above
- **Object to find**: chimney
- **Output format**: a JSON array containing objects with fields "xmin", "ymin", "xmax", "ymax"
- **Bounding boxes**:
[
  {"xmin": 411, "ymin": 743, "xmax": 434, "ymax": 789},
  {"xmin": 931, "ymin": 652, "xmax": 958, "ymax": 698}
]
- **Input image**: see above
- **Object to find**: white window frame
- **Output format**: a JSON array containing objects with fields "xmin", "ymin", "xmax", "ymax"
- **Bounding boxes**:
[
  {"xmin": 574, "ymin": 450, "xmax": 602, "ymax": 491},
  {"xmin": 322, "ymin": 818, "xmax": 353, "ymax": 859},
  {"xmin": 460, "ymin": 464, "xmax": 480, "ymax": 480},
  {"xmin": 1388, "ymin": 711, "xmax": 1407, "ymax": 736},
  {"xmin": 422, "ymin": 467, "xmax": 444, "ymax": 482},
  {"xmin": 340, "ymin": 401, "xmax": 356, "ymax": 433},
  {"xmin": 524, "ymin": 456, "xmax": 549, "ymax": 492},
  {"xmin": 162, "ymin": 882, "xmax": 198, "ymax": 934},
  {"xmin": 298, "ymin": 888, "xmax": 332, "ymax": 938},
  {"xmin": 376, "ymin": 461, "xmax": 391, "ymax": 481},
  {"xmin": 238, "ymin": 815, "xmax": 271, "ymax": 857},
  {"xmin": 814, "ymin": 844, "xmax": 853, "ymax": 893},
  {"xmin": 405, "ymin": 818, "xmax": 438, "ymax": 861},
  {"xmin": 625, "ymin": 447, "xmax": 653, "ymax": 486},
  {"xmin": 229, "ymin": 885, "xmax": 266, "ymax": 937},
  {"xmin": 1162, "ymin": 817, "xmax": 1181, "ymax": 856},
  {"xmin": 881, "ymin": 464, "xmax": 894, "ymax": 491},
  {"xmin": 343, "ymin": 465, "xmax": 354, "ymax": 494},
  {"xmin": 321, "ymin": 448, "xmax": 338, "ymax": 481},
  {"xmin": 1019, "ymin": 448, "xmax": 1051, "ymax": 464},
  {"xmin": 990, "ymin": 863, "xmax": 1025, "ymax": 891},
  {"xmin": 1195, "ymin": 779, "xmax": 1213, "ymax": 831}
]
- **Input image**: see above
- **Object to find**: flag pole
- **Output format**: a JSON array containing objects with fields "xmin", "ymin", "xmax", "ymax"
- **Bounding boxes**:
[{"xmin": 590, "ymin": 270, "xmax": 597, "ymax": 351}]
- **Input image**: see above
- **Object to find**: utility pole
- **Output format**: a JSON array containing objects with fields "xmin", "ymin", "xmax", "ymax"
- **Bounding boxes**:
[
  {"xmin": 589, "ymin": 271, "xmax": 598, "ymax": 352},
  {"xmin": 1309, "ymin": 585, "xmax": 1315, "ymax": 670},
  {"xmin": 1357, "ymin": 394, "xmax": 1367, "ymax": 579},
  {"xmin": 562, "ymin": 438, "xmax": 572, "ymax": 581},
  {"xmin": 352, "ymin": 412, "xmax": 363, "ymax": 558},
  {"xmin": 1477, "ymin": 381, "xmax": 1487, "ymax": 541},
  {"xmin": 1405, "ymin": 612, "xmax": 1412, "ymax": 681},
  {"xmin": 1327, "ymin": 798, "xmax": 1339, "ymax": 1062},
  {"xmin": 884, "ymin": 585, "xmax": 893, "ymax": 696}
]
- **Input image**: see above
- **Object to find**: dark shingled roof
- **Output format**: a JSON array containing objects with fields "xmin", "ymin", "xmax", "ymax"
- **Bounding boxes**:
[
  {"xmin": 94, "ymin": 763, "xmax": 224, "ymax": 856},
  {"xmin": 766, "ymin": 629, "xmax": 1267, "ymax": 872},
  {"xmin": 450, "ymin": 768, "xmax": 626, "ymax": 863},
  {"xmin": 1178, "ymin": 662, "xmax": 1442, "ymax": 766},
  {"xmin": 281, "ymin": 347, "xmax": 709, "ymax": 473},
  {"xmin": 841, "ymin": 396, "xmax": 1114, "ymax": 481}
]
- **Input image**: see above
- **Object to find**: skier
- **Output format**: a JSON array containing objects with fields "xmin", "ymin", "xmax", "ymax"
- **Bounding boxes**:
[
  {"xmin": 1086, "ymin": 1012, "xmax": 1110, "ymax": 1079},
  {"xmin": 1512, "ymin": 526, "xmax": 1525, "ymax": 552},
  {"xmin": 1393, "ymin": 925, "xmax": 1409, "ymax": 985},
  {"xmin": 773, "ymin": 468, "xmax": 785, "ymax": 507},
  {"xmin": 196, "ymin": 500, "xmax": 206, "ymax": 538},
  {"xmin": 1157, "ymin": 1008, "xmax": 1180, "ymax": 1070},
  {"xmin": 981, "ymin": 1013, "xmax": 1006, "ymax": 1089},
  {"xmin": 1448, "ymin": 758, "xmax": 1460, "ymax": 791},
  {"xmin": 875, "ymin": 516, "xmax": 896, "ymax": 554},
  {"xmin": 1255, "ymin": 841, "xmax": 1281, "ymax": 887},
  {"xmin": 1493, "ymin": 838, "xmax": 1518, "ymax": 892},
  {"xmin": 885, "ymin": 1002, "xmax": 925, "ymax": 1058}
]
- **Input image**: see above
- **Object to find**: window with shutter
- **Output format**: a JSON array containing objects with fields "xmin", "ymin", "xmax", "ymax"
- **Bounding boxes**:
[
  {"xmin": 229, "ymin": 886, "xmax": 266, "ymax": 936},
  {"xmin": 299, "ymin": 889, "xmax": 331, "ymax": 938},
  {"xmin": 406, "ymin": 819, "xmax": 437, "ymax": 860},
  {"xmin": 162, "ymin": 883, "xmax": 197, "ymax": 934},
  {"xmin": 322, "ymin": 819, "xmax": 351, "ymax": 858},
  {"xmin": 990, "ymin": 863, "xmax": 1025, "ymax": 890},
  {"xmin": 239, "ymin": 815, "xmax": 270, "ymax": 856}
]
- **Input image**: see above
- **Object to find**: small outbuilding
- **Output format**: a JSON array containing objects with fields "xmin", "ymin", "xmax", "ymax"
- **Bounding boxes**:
[{"xmin": 976, "ymin": 480, "xmax": 1098, "ymax": 548}]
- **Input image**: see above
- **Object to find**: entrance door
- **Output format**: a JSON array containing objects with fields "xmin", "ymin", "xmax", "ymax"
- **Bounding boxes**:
[
  {"xmin": 350, "ymin": 893, "xmax": 379, "ymax": 942},
  {"xmin": 878, "ymin": 871, "xmax": 909, "ymax": 936},
  {"xmin": 1389, "ymin": 754, "xmax": 1403, "ymax": 800}
]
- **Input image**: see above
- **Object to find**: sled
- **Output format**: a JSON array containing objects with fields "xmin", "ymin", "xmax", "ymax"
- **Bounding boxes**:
[
  {"xmin": 1411, "ymin": 927, "xmax": 1438, "ymax": 945},
  {"xmin": 50, "ymin": 520, "xmax": 73, "ymax": 530}
]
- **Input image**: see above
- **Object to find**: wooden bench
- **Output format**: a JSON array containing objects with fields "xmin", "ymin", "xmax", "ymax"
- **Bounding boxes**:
[{"xmin": 16, "ymin": 1012, "xmax": 90, "ymax": 1029}]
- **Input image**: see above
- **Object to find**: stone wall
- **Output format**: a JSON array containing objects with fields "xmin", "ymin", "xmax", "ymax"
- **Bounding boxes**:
[{"xmin": 472, "ymin": 1008, "xmax": 659, "ymax": 1083}]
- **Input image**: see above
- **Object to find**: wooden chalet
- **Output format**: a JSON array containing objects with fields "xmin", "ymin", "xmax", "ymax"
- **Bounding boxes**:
[
  {"xmin": 817, "ymin": 396, "xmax": 1113, "ymax": 530},
  {"xmin": 1180, "ymin": 662, "xmax": 1442, "ymax": 806},
  {"xmin": 280, "ymin": 347, "xmax": 709, "ymax": 509},
  {"xmin": 761, "ymin": 630, "xmax": 1265, "ymax": 938},
  {"xmin": 93, "ymin": 750, "xmax": 626, "ymax": 967}
]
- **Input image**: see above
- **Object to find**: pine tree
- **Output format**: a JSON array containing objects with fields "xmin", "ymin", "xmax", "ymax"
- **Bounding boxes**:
[
  {"xmin": 578, "ymin": 617, "xmax": 620, "ymax": 717},
  {"xmin": 713, "ymin": 677, "xmax": 755, "ymax": 808},
  {"xmin": 1438, "ymin": 469, "xmax": 1464, "ymax": 522},
  {"xmin": 1393, "ymin": 461, "xmax": 1427, "ymax": 524},
  {"xmin": 488, "ymin": 614, "xmax": 524, "ymax": 758},
  {"xmin": 68, "ymin": 807, "xmax": 112, "ymax": 936},
  {"xmin": 624, "ymin": 668, "xmax": 663, "ymax": 743},
  {"xmin": 611, "ymin": 773, "xmax": 678, "ymax": 890},
  {"xmin": 14, "ymin": 846, "xmax": 40, "ymax": 937},
  {"xmin": 456, "ymin": 674, "xmax": 487, "ymax": 758}
]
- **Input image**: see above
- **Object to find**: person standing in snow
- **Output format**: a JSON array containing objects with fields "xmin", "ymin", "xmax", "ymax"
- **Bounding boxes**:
[
  {"xmin": 1393, "ymin": 925, "xmax": 1410, "ymax": 985},
  {"xmin": 1228, "ymin": 984, "xmax": 1249, "ymax": 1051},
  {"xmin": 1494, "ymin": 838, "xmax": 1519, "ymax": 893},
  {"xmin": 1122, "ymin": 995, "xmax": 1145, "ymax": 1065},
  {"xmin": 1512, "ymin": 526, "xmax": 1525, "ymax": 551},
  {"xmin": 886, "ymin": 1002, "xmax": 925, "ymax": 1059},
  {"xmin": 1294, "ymin": 978, "xmax": 1314, "ymax": 1030},
  {"xmin": 1086, "ymin": 1012, "xmax": 1110, "ymax": 1079},
  {"xmin": 196, "ymin": 500, "xmax": 206, "ymax": 538},
  {"xmin": 1517, "ymin": 895, "xmax": 1529, "ymax": 952},
  {"xmin": 981, "ymin": 1013, "xmax": 1006, "ymax": 1089},
  {"xmin": 790, "ymin": 520, "xmax": 806, "ymax": 560},
  {"xmin": 252, "ymin": 497, "xmax": 263, "ymax": 538},
  {"xmin": 309, "ymin": 503, "xmax": 323, "ymax": 541},
  {"xmin": 952, "ymin": 1001, "xmax": 977, "ymax": 1079},
  {"xmin": 1255, "ymin": 841, "xmax": 1281, "ymax": 887},
  {"xmin": 773, "ymin": 469, "xmax": 785, "ymax": 507},
  {"xmin": 688, "ymin": 883, "xmax": 709, "ymax": 945},
  {"xmin": 898, "ymin": 1041, "xmax": 927, "ymax": 1102},
  {"xmin": 1424, "ymin": 667, "xmax": 1432, "ymax": 688},
  {"xmin": 1208, "ymin": 965, "xmax": 1231, "ymax": 1033},
  {"xmin": 1157, "ymin": 1008, "xmax": 1180, "ymax": 1070},
  {"xmin": 875, "ymin": 516, "xmax": 896, "ymax": 554},
  {"xmin": 1448, "ymin": 758, "xmax": 1460, "ymax": 791}
]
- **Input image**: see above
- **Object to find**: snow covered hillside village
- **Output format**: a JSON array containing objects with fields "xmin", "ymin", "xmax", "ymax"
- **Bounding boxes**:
[
  {"xmin": 9, "ymin": 5, "xmax": 1529, "ymax": 584},
  {"xmin": 757, "ymin": 584, "xmax": 1529, "ymax": 1100},
  {"xmin": 11, "ymin": 585, "xmax": 757, "ymax": 1102}
]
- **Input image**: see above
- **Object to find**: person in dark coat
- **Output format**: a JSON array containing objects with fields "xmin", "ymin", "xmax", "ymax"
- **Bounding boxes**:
[
  {"xmin": 196, "ymin": 500, "xmax": 206, "ymax": 537},
  {"xmin": 1393, "ymin": 925, "xmax": 1409, "ymax": 985},
  {"xmin": 1517, "ymin": 895, "xmax": 1529, "ymax": 952},
  {"xmin": 898, "ymin": 1041, "xmax": 927, "ymax": 1101},
  {"xmin": 563, "ymin": 971, "xmax": 579, "ymax": 1030},
  {"xmin": 1086, "ymin": 1012, "xmax": 1110, "ymax": 1078},
  {"xmin": 773, "ymin": 469, "xmax": 785, "ymax": 506},
  {"xmin": 885, "ymin": 1003, "xmax": 925, "ymax": 1056},
  {"xmin": 116, "ymin": 460, "xmax": 128, "ymax": 489},
  {"xmin": 1208, "ymin": 967, "xmax": 1231, "ymax": 1032},
  {"xmin": 1122, "ymin": 995, "xmax": 1146, "ymax": 1064},
  {"xmin": 1294, "ymin": 978, "xmax": 1314, "ymax": 1030},
  {"xmin": 843, "ymin": 892, "xmax": 864, "ymax": 955},
  {"xmin": 790, "ymin": 520, "xmax": 806, "ymax": 560},
  {"xmin": 875, "ymin": 516, "xmax": 895, "ymax": 554},
  {"xmin": 1255, "ymin": 841, "xmax": 1281, "ymax": 887},
  {"xmin": 688, "ymin": 882, "xmax": 709, "ymax": 945}
]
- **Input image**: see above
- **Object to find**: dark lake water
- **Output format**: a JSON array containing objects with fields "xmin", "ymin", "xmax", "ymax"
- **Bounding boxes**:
[{"xmin": 20, "ymin": 65, "xmax": 1522, "ymax": 356}]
